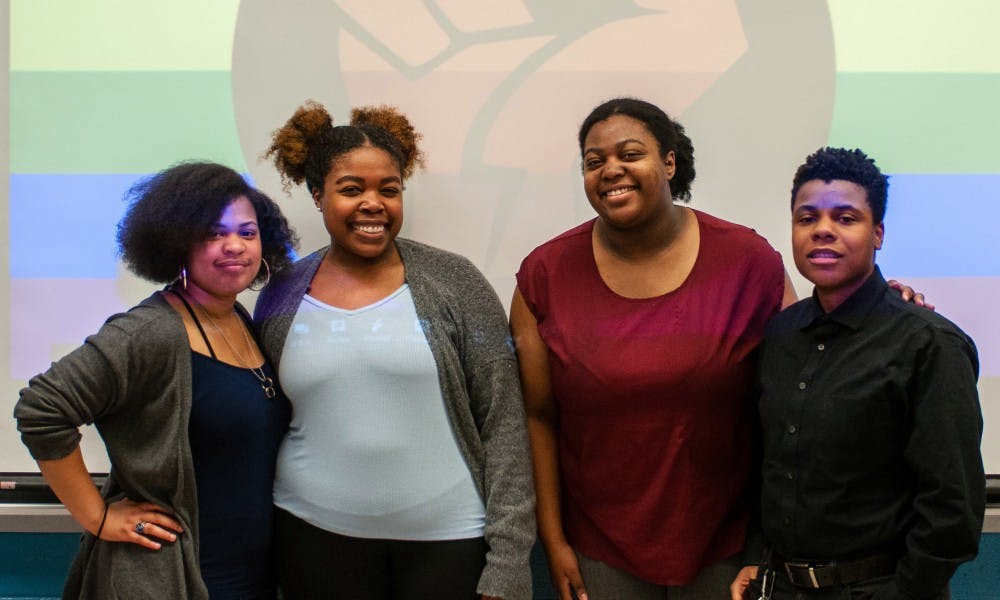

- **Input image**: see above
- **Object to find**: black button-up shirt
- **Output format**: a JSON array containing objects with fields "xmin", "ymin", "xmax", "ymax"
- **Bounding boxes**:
[{"xmin": 757, "ymin": 267, "xmax": 985, "ymax": 596}]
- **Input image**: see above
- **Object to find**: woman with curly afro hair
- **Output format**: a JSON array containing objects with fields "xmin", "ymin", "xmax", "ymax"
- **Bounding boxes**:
[
  {"xmin": 255, "ymin": 101, "xmax": 535, "ymax": 600},
  {"xmin": 16, "ymin": 161, "xmax": 297, "ymax": 599}
]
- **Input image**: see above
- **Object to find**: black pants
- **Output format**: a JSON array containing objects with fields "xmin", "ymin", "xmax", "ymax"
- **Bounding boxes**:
[{"xmin": 274, "ymin": 507, "xmax": 487, "ymax": 600}]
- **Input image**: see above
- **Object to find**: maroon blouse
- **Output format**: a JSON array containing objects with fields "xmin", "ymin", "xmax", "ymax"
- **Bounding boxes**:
[{"xmin": 517, "ymin": 211, "xmax": 784, "ymax": 584}]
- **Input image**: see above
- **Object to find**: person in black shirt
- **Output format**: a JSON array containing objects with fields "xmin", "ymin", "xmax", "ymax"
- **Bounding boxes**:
[{"xmin": 731, "ymin": 147, "xmax": 985, "ymax": 600}]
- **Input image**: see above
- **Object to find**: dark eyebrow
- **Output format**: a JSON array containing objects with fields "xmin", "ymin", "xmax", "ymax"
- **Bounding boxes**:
[
  {"xmin": 583, "ymin": 138, "xmax": 647, "ymax": 155},
  {"xmin": 213, "ymin": 220, "xmax": 258, "ymax": 229},
  {"xmin": 335, "ymin": 175, "xmax": 402, "ymax": 185},
  {"xmin": 794, "ymin": 203, "xmax": 861, "ymax": 214}
]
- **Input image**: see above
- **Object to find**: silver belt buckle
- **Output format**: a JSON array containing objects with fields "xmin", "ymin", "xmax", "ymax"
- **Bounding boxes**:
[{"xmin": 784, "ymin": 561, "xmax": 821, "ymax": 588}]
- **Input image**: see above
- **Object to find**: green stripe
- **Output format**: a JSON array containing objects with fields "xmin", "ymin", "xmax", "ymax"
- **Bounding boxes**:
[
  {"xmin": 10, "ymin": 71, "xmax": 246, "ymax": 174},
  {"xmin": 828, "ymin": 73, "xmax": 1000, "ymax": 173},
  {"xmin": 828, "ymin": 0, "xmax": 1000, "ymax": 73},
  {"xmin": 11, "ymin": 0, "xmax": 239, "ymax": 71}
]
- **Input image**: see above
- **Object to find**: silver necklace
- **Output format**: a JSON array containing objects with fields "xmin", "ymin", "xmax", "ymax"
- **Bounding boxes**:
[{"xmin": 194, "ymin": 300, "xmax": 277, "ymax": 399}]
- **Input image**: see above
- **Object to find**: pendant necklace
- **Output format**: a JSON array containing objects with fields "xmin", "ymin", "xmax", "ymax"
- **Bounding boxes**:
[{"xmin": 195, "ymin": 300, "xmax": 277, "ymax": 399}]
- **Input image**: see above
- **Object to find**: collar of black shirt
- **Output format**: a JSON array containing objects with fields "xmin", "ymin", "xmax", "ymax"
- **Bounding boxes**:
[{"xmin": 802, "ymin": 266, "xmax": 888, "ymax": 333}]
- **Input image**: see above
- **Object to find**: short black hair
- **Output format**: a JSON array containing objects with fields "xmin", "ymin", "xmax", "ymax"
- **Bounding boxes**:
[
  {"xmin": 791, "ymin": 147, "xmax": 889, "ymax": 223},
  {"xmin": 578, "ymin": 97, "xmax": 696, "ymax": 201},
  {"xmin": 117, "ymin": 161, "xmax": 297, "ymax": 284}
]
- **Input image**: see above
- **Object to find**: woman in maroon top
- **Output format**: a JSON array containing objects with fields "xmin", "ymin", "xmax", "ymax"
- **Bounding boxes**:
[{"xmin": 510, "ymin": 98, "xmax": 797, "ymax": 599}]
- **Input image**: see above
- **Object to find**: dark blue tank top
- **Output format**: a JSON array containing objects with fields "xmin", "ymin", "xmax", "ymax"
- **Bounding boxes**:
[
  {"xmin": 168, "ymin": 289, "xmax": 290, "ymax": 600},
  {"xmin": 189, "ymin": 353, "xmax": 289, "ymax": 599}
]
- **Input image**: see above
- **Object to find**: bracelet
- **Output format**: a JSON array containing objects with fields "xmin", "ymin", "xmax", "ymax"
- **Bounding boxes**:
[{"xmin": 95, "ymin": 502, "xmax": 109, "ymax": 540}]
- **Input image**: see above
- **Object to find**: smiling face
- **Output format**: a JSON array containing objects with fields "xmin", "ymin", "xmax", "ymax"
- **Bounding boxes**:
[
  {"xmin": 313, "ymin": 144, "xmax": 404, "ymax": 263},
  {"xmin": 186, "ymin": 196, "xmax": 262, "ymax": 304},
  {"xmin": 582, "ymin": 114, "xmax": 676, "ymax": 230},
  {"xmin": 792, "ymin": 179, "xmax": 884, "ymax": 311}
]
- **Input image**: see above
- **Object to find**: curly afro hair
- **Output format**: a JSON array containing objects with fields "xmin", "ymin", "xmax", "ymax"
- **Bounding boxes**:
[
  {"xmin": 578, "ymin": 97, "xmax": 696, "ymax": 201},
  {"xmin": 791, "ymin": 147, "xmax": 889, "ymax": 223},
  {"xmin": 116, "ymin": 161, "xmax": 297, "ymax": 284},
  {"xmin": 266, "ymin": 100, "xmax": 425, "ymax": 195}
]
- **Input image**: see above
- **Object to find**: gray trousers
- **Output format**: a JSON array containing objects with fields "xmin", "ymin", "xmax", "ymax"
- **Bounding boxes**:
[{"xmin": 576, "ymin": 552, "xmax": 742, "ymax": 600}]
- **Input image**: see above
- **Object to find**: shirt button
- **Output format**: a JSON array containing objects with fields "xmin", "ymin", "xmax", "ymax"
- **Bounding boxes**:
[
  {"xmin": 817, "ymin": 343, "xmax": 825, "ymax": 351},
  {"xmin": 787, "ymin": 425, "xmax": 797, "ymax": 434},
  {"xmin": 786, "ymin": 472, "xmax": 795, "ymax": 480},
  {"xmin": 798, "ymin": 382, "xmax": 807, "ymax": 390},
  {"xmin": 783, "ymin": 516, "xmax": 791, "ymax": 526}
]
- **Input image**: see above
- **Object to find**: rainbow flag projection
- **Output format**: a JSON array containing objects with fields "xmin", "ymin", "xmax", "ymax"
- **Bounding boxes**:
[
  {"xmin": 3, "ymin": 1, "xmax": 998, "ymax": 472},
  {"xmin": 824, "ymin": 2, "xmax": 1000, "ymax": 472},
  {"xmin": 6, "ymin": 2, "xmax": 243, "ymax": 379}
]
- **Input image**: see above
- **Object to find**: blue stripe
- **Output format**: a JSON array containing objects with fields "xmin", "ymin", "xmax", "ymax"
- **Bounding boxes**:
[
  {"xmin": 877, "ymin": 174, "xmax": 1000, "ymax": 277},
  {"xmin": 9, "ymin": 174, "xmax": 141, "ymax": 278},
  {"xmin": 8, "ymin": 172, "xmax": 287, "ymax": 278},
  {"xmin": 12, "ymin": 172, "xmax": 988, "ymax": 280}
]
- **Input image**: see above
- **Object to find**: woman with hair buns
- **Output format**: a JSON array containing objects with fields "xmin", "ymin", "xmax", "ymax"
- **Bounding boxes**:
[{"xmin": 256, "ymin": 101, "xmax": 535, "ymax": 600}]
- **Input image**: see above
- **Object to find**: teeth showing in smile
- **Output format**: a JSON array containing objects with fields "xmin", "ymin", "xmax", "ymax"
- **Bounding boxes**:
[
  {"xmin": 603, "ymin": 186, "xmax": 636, "ymax": 198},
  {"xmin": 355, "ymin": 224, "xmax": 385, "ymax": 234}
]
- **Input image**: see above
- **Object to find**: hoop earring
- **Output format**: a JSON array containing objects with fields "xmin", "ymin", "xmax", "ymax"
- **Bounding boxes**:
[
  {"xmin": 180, "ymin": 267, "xmax": 188, "ymax": 291},
  {"xmin": 249, "ymin": 258, "xmax": 271, "ymax": 291}
]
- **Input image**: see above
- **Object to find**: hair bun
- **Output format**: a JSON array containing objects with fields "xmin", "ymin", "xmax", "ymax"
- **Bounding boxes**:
[
  {"xmin": 267, "ymin": 100, "xmax": 335, "ymax": 189},
  {"xmin": 351, "ymin": 105, "xmax": 425, "ymax": 179}
]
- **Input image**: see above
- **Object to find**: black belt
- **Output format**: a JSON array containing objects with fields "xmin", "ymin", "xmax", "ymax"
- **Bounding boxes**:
[{"xmin": 773, "ymin": 552, "xmax": 898, "ymax": 589}]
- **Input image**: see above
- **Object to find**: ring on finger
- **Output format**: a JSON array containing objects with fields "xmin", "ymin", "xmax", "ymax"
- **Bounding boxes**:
[{"xmin": 135, "ymin": 521, "xmax": 147, "ymax": 534}]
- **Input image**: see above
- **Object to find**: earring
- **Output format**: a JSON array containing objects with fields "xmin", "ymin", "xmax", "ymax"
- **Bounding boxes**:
[
  {"xmin": 249, "ymin": 258, "xmax": 271, "ymax": 291},
  {"xmin": 315, "ymin": 203, "xmax": 322, "ymax": 212},
  {"xmin": 180, "ymin": 267, "xmax": 188, "ymax": 291}
]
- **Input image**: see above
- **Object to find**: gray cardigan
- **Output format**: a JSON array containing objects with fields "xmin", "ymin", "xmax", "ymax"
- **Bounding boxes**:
[
  {"xmin": 254, "ymin": 238, "xmax": 536, "ymax": 600},
  {"xmin": 15, "ymin": 292, "xmax": 209, "ymax": 599}
]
